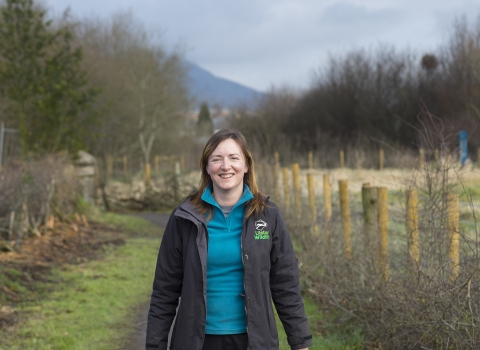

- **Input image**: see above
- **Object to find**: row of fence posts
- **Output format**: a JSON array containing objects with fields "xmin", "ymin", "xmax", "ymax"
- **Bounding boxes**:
[
  {"xmin": 268, "ymin": 152, "xmax": 461, "ymax": 282},
  {"xmin": 100, "ymin": 146, "xmax": 480, "ymax": 182},
  {"xmin": 104, "ymin": 155, "xmax": 185, "ymax": 180},
  {"xmin": 323, "ymin": 147, "xmax": 480, "ymax": 169}
]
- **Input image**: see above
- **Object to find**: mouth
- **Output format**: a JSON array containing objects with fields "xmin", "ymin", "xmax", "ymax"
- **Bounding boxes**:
[{"xmin": 219, "ymin": 174, "xmax": 234, "ymax": 179}]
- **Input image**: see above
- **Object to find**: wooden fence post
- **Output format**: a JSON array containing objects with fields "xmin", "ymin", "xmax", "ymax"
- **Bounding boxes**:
[
  {"xmin": 362, "ymin": 183, "xmax": 377, "ymax": 259},
  {"xmin": 477, "ymin": 147, "xmax": 480, "ymax": 168},
  {"xmin": 308, "ymin": 151, "xmax": 313, "ymax": 170},
  {"xmin": 8, "ymin": 211, "xmax": 15, "ymax": 239},
  {"xmin": 340, "ymin": 150, "xmax": 345, "ymax": 168},
  {"xmin": 274, "ymin": 152, "xmax": 280, "ymax": 200},
  {"xmin": 379, "ymin": 149, "xmax": 384, "ymax": 170},
  {"xmin": 94, "ymin": 167, "xmax": 100, "ymax": 203},
  {"xmin": 169, "ymin": 156, "xmax": 175, "ymax": 172},
  {"xmin": 154, "ymin": 156, "xmax": 160, "ymax": 174},
  {"xmin": 419, "ymin": 148, "xmax": 425, "ymax": 169},
  {"xmin": 339, "ymin": 180, "xmax": 352, "ymax": 258},
  {"xmin": 434, "ymin": 149, "xmax": 439, "ymax": 167},
  {"xmin": 307, "ymin": 173, "xmax": 318, "ymax": 237},
  {"xmin": 447, "ymin": 193, "xmax": 460, "ymax": 281},
  {"xmin": 323, "ymin": 174, "xmax": 332, "ymax": 243},
  {"xmin": 106, "ymin": 155, "xmax": 113, "ymax": 180},
  {"xmin": 180, "ymin": 154, "xmax": 185, "ymax": 173},
  {"xmin": 292, "ymin": 163, "xmax": 301, "ymax": 218},
  {"xmin": 123, "ymin": 156, "xmax": 128, "ymax": 178},
  {"xmin": 406, "ymin": 189, "xmax": 419, "ymax": 271},
  {"xmin": 264, "ymin": 163, "xmax": 272, "ymax": 193},
  {"xmin": 257, "ymin": 162, "xmax": 264, "ymax": 190},
  {"xmin": 145, "ymin": 163, "xmax": 151, "ymax": 196},
  {"xmin": 283, "ymin": 167, "xmax": 290, "ymax": 211},
  {"xmin": 377, "ymin": 187, "xmax": 389, "ymax": 281}
]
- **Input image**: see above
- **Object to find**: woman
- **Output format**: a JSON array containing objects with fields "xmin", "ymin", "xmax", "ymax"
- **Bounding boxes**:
[{"xmin": 146, "ymin": 130, "xmax": 312, "ymax": 350}]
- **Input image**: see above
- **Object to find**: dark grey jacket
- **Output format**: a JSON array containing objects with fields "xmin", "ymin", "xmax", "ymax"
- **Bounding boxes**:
[{"xmin": 146, "ymin": 198, "xmax": 313, "ymax": 350}]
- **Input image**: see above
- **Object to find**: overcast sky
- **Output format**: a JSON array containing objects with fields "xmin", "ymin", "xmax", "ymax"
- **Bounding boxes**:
[{"xmin": 44, "ymin": 0, "xmax": 480, "ymax": 92}]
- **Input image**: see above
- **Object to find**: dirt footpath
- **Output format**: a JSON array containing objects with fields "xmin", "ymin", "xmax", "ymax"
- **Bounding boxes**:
[{"xmin": 134, "ymin": 212, "xmax": 171, "ymax": 228}]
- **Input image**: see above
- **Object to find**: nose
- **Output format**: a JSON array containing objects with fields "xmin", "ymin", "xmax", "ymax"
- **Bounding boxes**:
[{"xmin": 221, "ymin": 158, "xmax": 231, "ymax": 169}]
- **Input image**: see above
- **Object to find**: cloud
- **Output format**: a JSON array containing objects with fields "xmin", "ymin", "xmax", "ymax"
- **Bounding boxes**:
[{"xmin": 44, "ymin": 0, "xmax": 480, "ymax": 91}]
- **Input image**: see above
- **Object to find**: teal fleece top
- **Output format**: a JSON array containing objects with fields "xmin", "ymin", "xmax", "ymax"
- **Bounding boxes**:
[{"xmin": 201, "ymin": 184, "xmax": 254, "ymax": 335}]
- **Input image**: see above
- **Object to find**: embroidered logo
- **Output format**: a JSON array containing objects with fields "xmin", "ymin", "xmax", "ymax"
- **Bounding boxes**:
[
  {"xmin": 255, "ymin": 219, "xmax": 267, "ymax": 230},
  {"xmin": 254, "ymin": 220, "xmax": 269, "ymax": 240}
]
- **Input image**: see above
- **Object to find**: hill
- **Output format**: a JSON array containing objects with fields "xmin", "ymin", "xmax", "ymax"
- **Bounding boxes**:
[{"xmin": 185, "ymin": 60, "xmax": 264, "ymax": 109}]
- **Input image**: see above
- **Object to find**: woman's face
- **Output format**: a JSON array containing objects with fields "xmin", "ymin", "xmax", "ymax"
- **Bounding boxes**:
[{"xmin": 206, "ymin": 138, "xmax": 248, "ymax": 197}]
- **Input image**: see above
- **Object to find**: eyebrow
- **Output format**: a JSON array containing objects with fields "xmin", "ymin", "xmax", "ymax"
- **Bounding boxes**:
[{"xmin": 210, "ymin": 153, "xmax": 241, "ymax": 158}]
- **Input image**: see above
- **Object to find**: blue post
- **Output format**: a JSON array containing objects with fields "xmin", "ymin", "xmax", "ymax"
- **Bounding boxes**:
[{"xmin": 459, "ymin": 130, "xmax": 468, "ymax": 167}]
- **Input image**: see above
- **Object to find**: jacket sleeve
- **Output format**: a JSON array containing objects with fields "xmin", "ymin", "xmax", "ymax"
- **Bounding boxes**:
[
  {"xmin": 146, "ymin": 209, "xmax": 184, "ymax": 350},
  {"xmin": 269, "ymin": 206, "xmax": 313, "ymax": 350}
]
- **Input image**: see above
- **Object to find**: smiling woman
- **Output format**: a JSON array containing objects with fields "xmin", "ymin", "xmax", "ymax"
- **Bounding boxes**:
[
  {"xmin": 146, "ymin": 129, "xmax": 312, "ymax": 350},
  {"xmin": 206, "ymin": 138, "xmax": 249, "ymax": 205}
]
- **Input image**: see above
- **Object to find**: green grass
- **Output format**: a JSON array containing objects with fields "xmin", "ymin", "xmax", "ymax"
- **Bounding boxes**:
[
  {"xmin": 456, "ymin": 180, "xmax": 480, "ymax": 202},
  {"xmin": 2, "ymin": 237, "xmax": 160, "ymax": 350},
  {"xmin": 0, "ymin": 269, "xmax": 30, "ymax": 296},
  {"xmin": 276, "ymin": 297, "xmax": 363, "ymax": 350},
  {"xmin": 86, "ymin": 206, "xmax": 163, "ymax": 237}
]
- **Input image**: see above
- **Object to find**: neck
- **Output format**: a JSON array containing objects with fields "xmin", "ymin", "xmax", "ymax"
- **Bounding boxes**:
[{"xmin": 212, "ymin": 187, "xmax": 243, "ymax": 207}]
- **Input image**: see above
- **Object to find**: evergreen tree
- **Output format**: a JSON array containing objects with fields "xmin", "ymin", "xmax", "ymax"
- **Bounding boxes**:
[
  {"xmin": 196, "ymin": 102, "xmax": 213, "ymax": 136},
  {"xmin": 0, "ymin": 0, "xmax": 98, "ymax": 154}
]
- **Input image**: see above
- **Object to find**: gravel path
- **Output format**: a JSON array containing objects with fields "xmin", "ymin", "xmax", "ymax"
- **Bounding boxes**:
[{"xmin": 123, "ymin": 212, "xmax": 171, "ymax": 350}]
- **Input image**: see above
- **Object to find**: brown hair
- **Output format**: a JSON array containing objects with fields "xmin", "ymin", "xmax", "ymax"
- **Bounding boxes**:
[{"xmin": 188, "ymin": 129, "xmax": 266, "ymax": 218}]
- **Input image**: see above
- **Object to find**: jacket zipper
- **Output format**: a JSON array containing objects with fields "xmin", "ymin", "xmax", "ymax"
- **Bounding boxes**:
[
  {"xmin": 201, "ymin": 221, "xmax": 208, "ymax": 347},
  {"xmin": 241, "ymin": 218, "xmax": 249, "ymax": 346}
]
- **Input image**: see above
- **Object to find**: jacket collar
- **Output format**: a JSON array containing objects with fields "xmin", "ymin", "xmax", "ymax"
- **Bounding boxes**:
[
  {"xmin": 200, "ymin": 184, "xmax": 253, "ymax": 210},
  {"xmin": 176, "ymin": 184, "xmax": 253, "ymax": 224},
  {"xmin": 177, "ymin": 199, "xmax": 205, "ymax": 224}
]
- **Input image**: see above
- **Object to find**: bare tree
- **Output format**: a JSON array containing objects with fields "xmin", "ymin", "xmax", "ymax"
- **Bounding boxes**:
[
  {"xmin": 229, "ymin": 85, "xmax": 299, "ymax": 159},
  {"xmin": 76, "ymin": 12, "xmax": 190, "ymax": 166}
]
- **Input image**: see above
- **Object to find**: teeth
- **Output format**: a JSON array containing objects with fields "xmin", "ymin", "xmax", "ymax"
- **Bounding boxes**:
[{"xmin": 220, "ymin": 174, "xmax": 233, "ymax": 178}]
